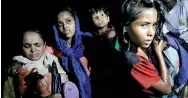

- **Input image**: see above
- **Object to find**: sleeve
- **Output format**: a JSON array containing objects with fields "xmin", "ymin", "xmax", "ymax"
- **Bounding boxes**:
[
  {"xmin": 131, "ymin": 61, "xmax": 161, "ymax": 89},
  {"xmin": 3, "ymin": 76, "xmax": 16, "ymax": 98},
  {"xmin": 80, "ymin": 57, "xmax": 90, "ymax": 76}
]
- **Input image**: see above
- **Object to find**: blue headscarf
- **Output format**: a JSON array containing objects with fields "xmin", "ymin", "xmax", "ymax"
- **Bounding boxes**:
[{"xmin": 53, "ymin": 11, "xmax": 92, "ymax": 98}]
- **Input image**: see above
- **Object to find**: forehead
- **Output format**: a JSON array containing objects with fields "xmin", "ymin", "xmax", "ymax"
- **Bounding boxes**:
[
  {"xmin": 92, "ymin": 10, "xmax": 105, "ymax": 15},
  {"xmin": 57, "ymin": 11, "xmax": 74, "ymax": 20},
  {"xmin": 136, "ymin": 8, "xmax": 157, "ymax": 22},
  {"xmin": 23, "ymin": 32, "xmax": 43, "ymax": 43}
]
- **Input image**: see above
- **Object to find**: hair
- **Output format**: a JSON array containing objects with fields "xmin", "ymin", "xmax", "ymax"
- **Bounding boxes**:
[
  {"xmin": 120, "ymin": 0, "xmax": 165, "ymax": 51},
  {"xmin": 22, "ymin": 28, "xmax": 45, "ymax": 43},
  {"xmin": 88, "ymin": 5, "xmax": 109, "ymax": 16},
  {"xmin": 56, "ymin": 6, "xmax": 75, "ymax": 21},
  {"xmin": 88, "ymin": 5, "xmax": 114, "ymax": 32}
]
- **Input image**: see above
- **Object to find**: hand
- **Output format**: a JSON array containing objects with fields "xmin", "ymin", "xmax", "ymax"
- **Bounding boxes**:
[
  {"xmin": 153, "ymin": 39, "xmax": 167, "ymax": 54},
  {"xmin": 45, "ymin": 93, "xmax": 62, "ymax": 98},
  {"xmin": 107, "ymin": 31, "xmax": 116, "ymax": 39}
]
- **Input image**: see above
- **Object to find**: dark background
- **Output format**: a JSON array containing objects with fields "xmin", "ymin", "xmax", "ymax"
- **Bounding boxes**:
[{"xmin": 2, "ymin": 0, "xmax": 123, "ymax": 93}]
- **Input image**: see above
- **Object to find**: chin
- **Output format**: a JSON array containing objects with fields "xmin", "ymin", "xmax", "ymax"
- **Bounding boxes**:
[
  {"xmin": 141, "ymin": 45, "xmax": 150, "ymax": 49},
  {"xmin": 29, "ymin": 57, "xmax": 41, "ymax": 61}
]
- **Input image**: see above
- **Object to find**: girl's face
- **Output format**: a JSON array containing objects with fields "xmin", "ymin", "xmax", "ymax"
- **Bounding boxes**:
[
  {"xmin": 126, "ymin": 8, "xmax": 157, "ymax": 48},
  {"xmin": 23, "ymin": 32, "xmax": 45, "ymax": 61},
  {"xmin": 92, "ymin": 10, "xmax": 110, "ymax": 28},
  {"xmin": 57, "ymin": 11, "xmax": 76, "ymax": 39}
]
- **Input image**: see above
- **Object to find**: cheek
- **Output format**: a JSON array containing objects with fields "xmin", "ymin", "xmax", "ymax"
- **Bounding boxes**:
[
  {"xmin": 58, "ymin": 27, "xmax": 63, "ymax": 32},
  {"xmin": 23, "ymin": 48, "xmax": 29, "ymax": 55},
  {"xmin": 92, "ymin": 19, "xmax": 99, "ymax": 25},
  {"xmin": 71, "ymin": 24, "xmax": 75, "ymax": 33},
  {"xmin": 38, "ymin": 47, "xmax": 45, "ymax": 53},
  {"xmin": 128, "ymin": 27, "xmax": 144, "ymax": 43}
]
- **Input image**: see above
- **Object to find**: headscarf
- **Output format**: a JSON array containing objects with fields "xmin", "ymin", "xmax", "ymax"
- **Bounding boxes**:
[{"xmin": 53, "ymin": 11, "xmax": 92, "ymax": 98}]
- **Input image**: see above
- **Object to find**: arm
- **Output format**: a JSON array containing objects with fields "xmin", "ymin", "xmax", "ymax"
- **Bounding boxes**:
[
  {"xmin": 3, "ymin": 63, "xmax": 21, "ymax": 98},
  {"xmin": 3, "ymin": 76, "xmax": 16, "ymax": 98},
  {"xmin": 151, "ymin": 40, "xmax": 171, "ymax": 94}
]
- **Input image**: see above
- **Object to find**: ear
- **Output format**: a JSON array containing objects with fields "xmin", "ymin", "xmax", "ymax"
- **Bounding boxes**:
[
  {"xmin": 107, "ymin": 16, "xmax": 110, "ymax": 22},
  {"xmin": 44, "ymin": 42, "xmax": 46, "ymax": 47},
  {"xmin": 123, "ymin": 26, "xmax": 127, "ymax": 33}
]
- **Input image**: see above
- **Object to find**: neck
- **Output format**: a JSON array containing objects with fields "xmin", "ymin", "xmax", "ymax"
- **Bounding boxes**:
[
  {"xmin": 98, "ymin": 25, "xmax": 108, "ymax": 34},
  {"xmin": 137, "ymin": 47, "xmax": 148, "ymax": 59},
  {"xmin": 164, "ymin": 0, "xmax": 177, "ymax": 12},
  {"xmin": 67, "ymin": 37, "xmax": 73, "ymax": 46}
]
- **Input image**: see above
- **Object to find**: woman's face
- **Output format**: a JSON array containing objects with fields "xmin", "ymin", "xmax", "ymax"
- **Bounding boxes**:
[
  {"xmin": 57, "ymin": 11, "xmax": 76, "ymax": 39},
  {"xmin": 126, "ymin": 8, "xmax": 157, "ymax": 48},
  {"xmin": 23, "ymin": 32, "xmax": 45, "ymax": 61}
]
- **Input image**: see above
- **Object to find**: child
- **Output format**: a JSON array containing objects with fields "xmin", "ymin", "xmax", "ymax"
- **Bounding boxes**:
[
  {"xmin": 88, "ymin": 5, "xmax": 120, "ymax": 51},
  {"xmin": 3, "ymin": 29, "xmax": 79, "ymax": 98},
  {"xmin": 87, "ymin": 5, "xmax": 122, "ymax": 98},
  {"xmin": 52, "ymin": 6, "xmax": 92, "ymax": 98},
  {"xmin": 119, "ymin": 0, "xmax": 171, "ymax": 97}
]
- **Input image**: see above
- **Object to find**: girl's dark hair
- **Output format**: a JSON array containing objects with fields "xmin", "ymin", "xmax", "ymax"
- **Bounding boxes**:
[
  {"xmin": 120, "ymin": 0, "xmax": 165, "ymax": 51},
  {"xmin": 56, "ymin": 6, "xmax": 75, "ymax": 20},
  {"xmin": 88, "ymin": 5, "xmax": 109, "ymax": 16}
]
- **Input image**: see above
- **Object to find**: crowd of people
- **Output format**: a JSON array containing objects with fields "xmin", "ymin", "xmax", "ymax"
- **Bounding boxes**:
[{"xmin": 3, "ymin": 0, "xmax": 188, "ymax": 98}]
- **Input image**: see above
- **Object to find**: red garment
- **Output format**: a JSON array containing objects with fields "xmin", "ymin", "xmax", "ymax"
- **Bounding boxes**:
[
  {"xmin": 131, "ymin": 54, "xmax": 160, "ymax": 94},
  {"xmin": 18, "ymin": 68, "xmax": 52, "ymax": 97}
]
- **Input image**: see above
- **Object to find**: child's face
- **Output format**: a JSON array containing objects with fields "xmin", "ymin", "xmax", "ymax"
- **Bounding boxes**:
[
  {"xmin": 23, "ymin": 32, "xmax": 45, "ymax": 61},
  {"xmin": 92, "ymin": 10, "xmax": 110, "ymax": 28},
  {"xmin": 57, "ymin": 11, "xmax": 75, "ymax": 39},
  {"xmin": 126, "ymin": 8, "xmax": 157, "ymax": 48}
]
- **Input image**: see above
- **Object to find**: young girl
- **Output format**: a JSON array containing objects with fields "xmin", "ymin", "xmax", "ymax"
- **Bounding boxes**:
[
  {"xmin": 52, "ymin": 7, "xmax": 91, "ymax": 98},
  {"xmin": 119, "ymin": 0, "xmax": 171, "ymax": 97}
]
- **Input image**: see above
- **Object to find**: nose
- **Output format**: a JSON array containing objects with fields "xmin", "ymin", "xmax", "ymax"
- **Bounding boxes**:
[
  {"xmin": 147, "ymin": 26, "xmax": 155, "ymax": 37},
  {"xmin": 30, "ymin": 45, "xmax": 36, "ymax": 53},
  {"xmin": 63, "ymin": 23, "xmax": 69, "ymax": 30}
]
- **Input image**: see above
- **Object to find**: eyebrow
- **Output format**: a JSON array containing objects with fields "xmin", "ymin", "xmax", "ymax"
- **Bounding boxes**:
[
  {"xmin": 141, "ymin": 21, "xmax": 157, "ymax": 24},
  {"xmin": 23, "ymin": 42, "xmax": 42, "ymax": 45}
]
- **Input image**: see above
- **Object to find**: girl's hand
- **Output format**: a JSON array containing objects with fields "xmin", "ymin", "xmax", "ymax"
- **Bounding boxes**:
[{"xmin": 153, "ymin": 39, "xmax": 166, "ymax": 54}]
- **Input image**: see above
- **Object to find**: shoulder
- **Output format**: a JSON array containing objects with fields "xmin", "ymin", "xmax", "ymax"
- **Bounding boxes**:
[
  {"xmin": 180, "ymin": 0, "xmax": 188, "ymax": 7},
  {"xmin": 124, "ymin": 51, "xmax": 140, "ymax": 65},
  {"xmin": 82, "ymin": 32, "xmax": 93, "ymax": 37},
  {"xmin": 7, "ymin": 61, "xmax": 22, "ymax": 76},
  {"xmin": 107, "ymin": 30, "xmax": 116, "ymax": 38},
  {"xmin": 180, "ymin": 0, "xmax": 188, "ymax": 4}
]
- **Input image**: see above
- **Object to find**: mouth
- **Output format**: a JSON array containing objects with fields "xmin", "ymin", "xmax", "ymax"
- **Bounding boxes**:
[
  {"xmin": 29, "ymin": 53, "xmax": 38, "ymax": 57},
  {"xmin": 64, "ymin": 30, "xmax": 70, "ymax": 34},
  {"xmin": 144, "ymin": 40, "xmax": 152, "ymax": 44}
]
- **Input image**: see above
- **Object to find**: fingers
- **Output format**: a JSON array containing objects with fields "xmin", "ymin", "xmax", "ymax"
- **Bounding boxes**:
[{"xmin": 153, "ymin": 39, "xmax": 167, "ymax": 52}]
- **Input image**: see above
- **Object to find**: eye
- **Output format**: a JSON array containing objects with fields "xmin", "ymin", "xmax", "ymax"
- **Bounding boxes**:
[
  {"xmin": 101, "ymin": 14, "xmax": 104, "ymax": 16},
  {"xmin": 153, "ymin": 23, "xmax": 157, "ymax": 28},
  {"xmin": 66, "ymin": 19, "xmax": 71, "ymax": 24},
  {"xmin": 94, "ymin": 16, "xmax": 99, "ymax": 20},
  {"xmin": 140, "ymin": 23, "xmax": 148, "ymax": 28},
  {"xmin": 23, "ymin": 44, "xmax": 31, "ymax": 48},
  {"xmin": 35, "ymin": 43, "xmax": 41, "ymax": 47},
  {"xmin": 57, "ymin": 21, "xmax": 63, "ymax": 27}
]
